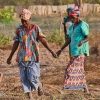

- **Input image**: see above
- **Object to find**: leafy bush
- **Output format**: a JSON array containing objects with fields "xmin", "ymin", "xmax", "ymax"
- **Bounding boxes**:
[
  {"xmin": 0, "ymin": 6, "xmax": 15, "ymax": 23},
  {"xmin": 47, "ymin": 29, "xmax": 58, "ymax": 42},
  {"xmin": 0, "ymin": 34, "xmax": 12, "ymax": 46},
  {"xmin": 58, "ymin": 36, "xmax": 65, "ymax": 45},
  {"xmin": 47, "ymin": 29, "xmax": 65, "ymax": 45},
  {"xmin": 0, "ymin": 6, "xmax": 14, "ymax": 47}
]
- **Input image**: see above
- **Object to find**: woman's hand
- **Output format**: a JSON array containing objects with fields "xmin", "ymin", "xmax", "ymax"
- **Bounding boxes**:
[
  {"xmin": 7, "ymin": 57, "xmax": 12, "ymax": 64},
  {"xmin": 56, "ymin": 49, "xmax": 62, "ymax": 57},
  {"xmin": 51, "ymin": 51, "xmax": 57, "ymax": 58},
  {"xmin": 78, "ymin": 41, "xmax": 83, "ymax": 47}
]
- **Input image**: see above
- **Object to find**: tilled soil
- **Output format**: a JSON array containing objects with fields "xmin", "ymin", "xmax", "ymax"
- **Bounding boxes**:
[{"xmin": 0, "ymin": 43, "xmax": 100, "ymax": 100}]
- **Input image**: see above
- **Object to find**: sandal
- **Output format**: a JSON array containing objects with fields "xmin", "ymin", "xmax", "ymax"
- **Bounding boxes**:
[
  {"xmin": 38, "ymin": 82, "xmax": 44, "ymax": 96},
  {"xmin": 83, "ymin": 88, "xmax": 90, "ymax": 95}
]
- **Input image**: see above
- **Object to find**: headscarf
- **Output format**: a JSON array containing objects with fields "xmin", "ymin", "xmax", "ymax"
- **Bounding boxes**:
[
  {"xmin": 67, "ymin": 7, "xmax": 73, "ymax": 12},
  {"xmin": 69, "ymin": 6, "xmax": 80, "ymax": 17},
  {"xmin": 74, "ymin": 6, "xmax": 79, "ymax": 11},
  {"xmin": 19, "ymin": 9, "xmax": 32, "ymax": 20},
  {"xmin": 74, "ymin": 6, "xmax": 80, "ymax": 16},
  {"xmin": 69, "ymin": 11, "xmax": 78, "ymax": 16}
]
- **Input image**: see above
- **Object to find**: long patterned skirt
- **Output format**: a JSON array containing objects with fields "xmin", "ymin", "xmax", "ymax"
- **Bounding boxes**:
[{"xmin": 63, "ymin": 54, "xmax": 87, "ymax": 90}]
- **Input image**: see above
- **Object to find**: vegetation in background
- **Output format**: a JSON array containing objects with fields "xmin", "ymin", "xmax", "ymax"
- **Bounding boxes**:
[
  {"xmin": 47, "ymin": 29, "xmax": 65, "ymax": 45},
  {"xmin": 0, "ymin": 6, "xmax": 15, "ymax": 23},
  {"xmin": 0, "ymin": 34, "xmax": 12, "ymax": 46},
  {"xmin": 0, "ymin": 6, "xmax": 14, "ymax": 46},
  {"xmin": 0, "ymin": 0, "xmax": 100, "ymax": 6}
]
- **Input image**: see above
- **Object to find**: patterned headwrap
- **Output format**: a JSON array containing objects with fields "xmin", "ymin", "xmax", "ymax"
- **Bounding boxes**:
[
  {"xmin": 74, "ymin": 6, "xmax": 79, "ymax": 11},
  {"xmin": 69, "ymin": 6, "xmax": 80, "ymax": 17},
  {"xmin": 19, "ymin": 9, "xmax": 32, "ymax": 20}
]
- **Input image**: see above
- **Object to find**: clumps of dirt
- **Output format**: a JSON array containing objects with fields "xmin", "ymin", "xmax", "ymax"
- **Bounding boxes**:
[
  {"xmin": 0, "ymin": 45, "xmax": 12, "ymax": 50},
  {"xmin": 90, "ymin": 45, "xmax": 99, "ymax": 56},
  {"xmin": 88, "ymin": 78, "xmax": 100, "ymax": 85},
  {"xmin": 84, "ymin": 35, "xmax": 100, "ymax": 72},
  {"xmin": 85, "ymin": 43, "xmax": 100, "ymax": 71},
  {"xmin": 89, "ymin": 32, "xmax": 100, "ymax": 61}
]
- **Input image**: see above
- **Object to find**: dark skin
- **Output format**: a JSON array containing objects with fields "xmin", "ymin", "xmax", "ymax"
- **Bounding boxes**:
[
  {"xmin": 7, "ymin": 18, "xmax": 57, "ymax": 100},
  {"xmin": 0, "ymin": 72, "xmax": 3, "ymax": 82},
  {"xmin": 57, "ymin": 15, "xmax": 89, "ymax": 94},
  {"xmin": 57, "ymin": 15, "xmax": 89, "ymax": 57},
  {"xmin": 7, "ymin": 41, "xmax": 19, "ymax": 64},
  {"xmin": 7, "ymin": 19, "xmax": 57, "ymax": 64},
  {"xmin": 63, "ymin": 10, "xmax": 72, "ymax": 41}
]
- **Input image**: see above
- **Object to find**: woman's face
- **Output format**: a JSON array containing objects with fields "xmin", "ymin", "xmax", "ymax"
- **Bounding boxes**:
[
  {"xmin": 67, "ymin": 10, "xmax": 71, "ymax": 16},
  {"xmin": 70, "ymin": 16, "xmax": 78, "ymax": 23},
  {"xmin": 21, "ymin": 19, "xmax": 30, "ymax": 27}
]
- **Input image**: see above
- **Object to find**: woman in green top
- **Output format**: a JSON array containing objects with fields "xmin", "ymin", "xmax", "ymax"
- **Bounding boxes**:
[{"xmin": 57, "ymin": 10, "xmax": 89, "ymax": 94}]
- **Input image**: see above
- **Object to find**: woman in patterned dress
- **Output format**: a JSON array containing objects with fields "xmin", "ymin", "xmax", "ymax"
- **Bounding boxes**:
[
  {"xmin": 7, "ymin": 9, "xmax": 56, "ymax": 100},
  {"xmin": 57, "ymin": 10, "xmax": 89, "ymax": 94}
]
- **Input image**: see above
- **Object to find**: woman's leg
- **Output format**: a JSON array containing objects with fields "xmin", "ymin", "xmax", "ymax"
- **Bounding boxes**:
[
  {"xmin": 27, "ymin": 92, "xmax": 33, "ymax": 100},
  {"xmin": 38, "ymin": 82, "xmax": 44, "ymax": 96},
  {"xmin": 0, "ymin": 72, "xmax": 3, "ymax": 82},
  {"xmin": 19, "ymin": 67, "xmax": 33, "ymax": 99},
  {"xmin": 84, "ymin": 88, "xmax": 89, "ymax": 94},
  {"xmin": 26, "ymin": 64, "xmax": 43, "ymax": 96}
]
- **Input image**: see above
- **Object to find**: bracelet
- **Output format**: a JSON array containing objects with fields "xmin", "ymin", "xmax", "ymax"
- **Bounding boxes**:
[{"xmin": 81, "ymin": 41, "xmax": 84, "ymax": 44}]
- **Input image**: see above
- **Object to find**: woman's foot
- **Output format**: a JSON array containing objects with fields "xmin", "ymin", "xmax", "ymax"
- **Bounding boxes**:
[
  {"xmin": 83, "ymin": 88, "xmax": 90, "ymax": 94},
  {"xmin": 0, "ymin": 72, "xmax": 3, "ymax": 82},
  {"xmin": 38, "ymin": 82, "xmax": 44, "ymax": 96},
  {"xmin": 27, "ymin": 92, "xmax": 33, "ymax": 100}
]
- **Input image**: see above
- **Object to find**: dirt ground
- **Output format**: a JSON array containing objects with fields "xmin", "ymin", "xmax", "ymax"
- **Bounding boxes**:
[{"xmin": 0, "ymin": 42, "xmax": 100, "ymax": 100}]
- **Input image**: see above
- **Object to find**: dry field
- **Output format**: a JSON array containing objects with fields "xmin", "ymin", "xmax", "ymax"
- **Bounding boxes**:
[{"xmin": 0, "ymin": 14, "xmax": 100, "ymax": 100}]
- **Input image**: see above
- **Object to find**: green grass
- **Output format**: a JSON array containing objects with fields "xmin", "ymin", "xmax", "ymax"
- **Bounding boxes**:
[{"xmin": 0, "ymin": 34, "xmax": 12, "ymax": 46}]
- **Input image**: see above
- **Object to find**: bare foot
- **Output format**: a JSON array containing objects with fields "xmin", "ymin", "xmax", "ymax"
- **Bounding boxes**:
[
  {"xmin": 38, "ymin": 82, "xmax": 44, "ymax": 96},
  {"xmin": 84, "ymin": 88, "xmax": 90, "ymax": 94},
  {"xmin": 0, "ymin": 72, "xmax": 3, "ymax": 82},
  {"xmin": 62, "ymin": 87, "xmax": 64, "ymax": 90},
  {"xmin": 27, "ymin": 92, "xmax": 33, "ymax": 100}
]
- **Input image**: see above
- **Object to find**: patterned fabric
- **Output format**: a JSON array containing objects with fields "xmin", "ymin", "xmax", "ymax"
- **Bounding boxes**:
[
  {"xmin": 74, "ymin": 6, "xmax": 81, "ymax": 16},
  {"xmin": 63, "ymin": 54, "xmax": 87, "ymax": 90},
  {"xmin": 74, "ymin": 6, "xmax": 79, "ymax": 10},
  {"xmin": 69, "ymin": 11, "xmax": 79, "ymax": 16},
  {"xmin": 69, "ymin": 7, "xmax": 80, "ymax": 16},
  {"xmin": 19, "ymin": 9, "xmax": 32, "ymax": 20},
  {"xmin": 13, "ymin": 24, "xmax": 45, "ymax": 62}
]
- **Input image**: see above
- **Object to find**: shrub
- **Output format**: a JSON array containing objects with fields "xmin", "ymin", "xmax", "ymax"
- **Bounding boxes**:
[
  {"xmin": 47, "ymin": 29, "xmax": 65, "ymax": 45},
  {"xmin": 0, "ymin": 34, "xmax": 12, "ymax": 46},
  {"xmin": 0, "ymin": 6, "xmax": 15, "ymax": 24}
]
